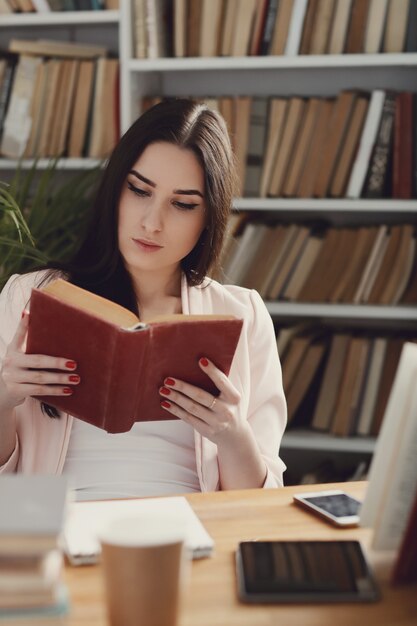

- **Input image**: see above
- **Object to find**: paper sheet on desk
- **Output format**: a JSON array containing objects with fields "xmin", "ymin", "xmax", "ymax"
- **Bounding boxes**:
[{"xmin": 62, "ymin": 496, "xmax": 214, "ymax": 565}]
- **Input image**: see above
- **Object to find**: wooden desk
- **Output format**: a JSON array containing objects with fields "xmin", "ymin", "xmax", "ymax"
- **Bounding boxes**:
[{"xmin": 64, "ymin": 482, "xmax": 417, "ymax": 625}]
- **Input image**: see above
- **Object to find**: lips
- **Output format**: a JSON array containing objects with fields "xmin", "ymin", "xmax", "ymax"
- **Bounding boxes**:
[{"xmin": 132, "ymin": 238, "xmax": 163, "ymax": 251}]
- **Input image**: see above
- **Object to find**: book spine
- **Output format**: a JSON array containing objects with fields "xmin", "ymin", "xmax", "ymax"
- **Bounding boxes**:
[
  {"xmin": 363, "ymin": 91, "xmax": 395, "ymax": 198},
  {"xmin": 0, "ymin": 57, "xmax": 17, "ymax": 138},
  {"xmin": 393, "ymin": 92, "xmax": 413, "ymax": 199},
  {"xmin": 259, "ymin": 0, "xmax": 279, "ymax": 55}
]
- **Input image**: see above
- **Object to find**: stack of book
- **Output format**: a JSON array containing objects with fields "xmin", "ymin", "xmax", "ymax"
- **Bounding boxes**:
[
  {"xmin": 218, "ymin": 219, "xmax": 417, "ymax": 306},
  {"xmin": 132, "ymin": 0, "xmax": 417, "ymax": 59},
  {"xmin": 278, "ymin": 326, "xmax": 415, "ymax": 436},
  {"xmin": 0, "ymin": 39, "xmax": 119, "ymax": 160},
  {"xmin": 0, "ymin": 476, "xmax": 70, "ymax": 624},
  {"xmin": 143, "ymin": 90, "xmax": 417, "ymax": 199},
  {"xmin": 0, "ymin": 0, "xmax": 118, "ymax": 12}
]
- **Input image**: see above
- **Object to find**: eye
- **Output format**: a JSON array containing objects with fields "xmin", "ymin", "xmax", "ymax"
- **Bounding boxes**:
[
  {"xmin": 173, "ymin": 200, "xmax": 199, "ymax": 211},
  {"xmin": 127, "ymin": 181, "xmax": 150, "ymax": 197}
]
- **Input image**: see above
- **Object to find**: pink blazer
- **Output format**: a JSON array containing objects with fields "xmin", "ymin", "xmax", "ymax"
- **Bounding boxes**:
[{"xmin": 0, "ymin": 272, "xmax": 287, "ymax": 489}]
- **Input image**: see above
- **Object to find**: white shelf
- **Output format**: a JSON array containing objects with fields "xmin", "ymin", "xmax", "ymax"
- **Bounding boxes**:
[
  {"xmin": 234, "ymin": 198, "xmax": 417, "ymax": 213},
  {"xmin": 0, "ymin": 10, "xmax": 119, "ymax": 26},
  {"xmin": 128, "ymin": 53, "xmax": 417, "ymax": 73},
  {"xmin": 282, "ymin": 430, "xmax": 375, "ymax": 453},
  {"xmin": 266, "ymin": 303, "xmax": 417, "ymax": 322},
  {"xmin": 0, "ymin": 158, "xmax": 103, "ymax": 170}
]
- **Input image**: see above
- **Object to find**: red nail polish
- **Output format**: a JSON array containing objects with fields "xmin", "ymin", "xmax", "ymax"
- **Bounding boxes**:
[
  {"xmin": 65, "ymin": 361, "xmax": 77, "ymax": 370},
  {"xmin": 63, "ymin": 387, "xmax": 73, "ymax": 395},
  {"xmin": 161, "ymin": 400, "xmax": 171, "ymax": 409},
  {"xmin": 160, "ymin": 387, "xmax": 171, "ymax": 396},
  {"xmin": 21, "ymin": 309, "xmax": 29, "ymax": 319},
  {"xmin": 69, "ymin": 375, "xmax": 80, "ymax": 383},
  {"xmin": 200, "ymin": 358, "xmax": 209, "ymax": 367},
  {"xmin": 165, "ymin": 378, "xmax": 175, "ymax": 386}
]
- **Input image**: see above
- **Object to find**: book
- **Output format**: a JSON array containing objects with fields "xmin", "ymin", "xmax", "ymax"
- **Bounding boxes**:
[
  {"xmin": 26, "ymin": 279, "xmax": 243, "ymax": 433},
  {"xmin": 405, "ymin": 0, "xmax": 417, "ymax": 52},
  {"xmin": 199, "ymin": 0, "xmax": 223, "ymax": 57},
  {"xmin": 362, "ymin": 91, "xmax": 395, "ymax": 198},
  {"xmin": 8, "ymin": 38, "xmax": 107, "ymax": 58},
  {"xmin": 379, "ymin": 225, "xmax": 415, "ymax": 305},
  {"xmin": 299, "ymin": 0, "xmax": 319, "ymax": 54},
  {"xmin": 308, "ymin": 0, "xmax": 336, "ymax": 55},
  {"xmin": 270, "ymin": 0, "xmax": 295, "ymax": 55},
  {"xmin": 230, "ymin": 0, "xmax": 257, "ymax": 56},
  {"xmin": 344, "ymin": 0, "xmax": 370, "ymax": 53},
  {"xmin": 313, "ymin": 90, "xmax": 357, "ymax": 197},
  {"xmin": 220, "ymin": 0, "xmax": 238, "ymax": 56},
  {"xmin": 259, "ymin": 98, "xmax": 288, "ymax": 197},
  {"xmin": 0, "ymin": 476, "xmax": 69, "ymax": 555},
  {"xmin": 311, "ymin": 333, "xmax": 350, "ymax": 432},
  {"xmin": 356, "ymin": 337, "xmax": 387, "ymax": 436},
  {"xmin": 249, "ymin": 0, "xmax": 269, "ymax": 55},
  {"xmin": 331, "ymin": 336, "xmax": 371, "ymax": 436},
  {"xmin": 360, "ymin": 342, "xmax": 417, "ymax": 555},
  {"xmin": 269, "ymin": 96, "xmax": 305, "ymax": 196},
  {"xmin": 284, "ymin": 0, "xmax": 308, "ymax": 55},
  {"xmin": 327, "ymin": 0, "xmax": 352, "ymax": 54},
  {"xmin": 244, "ymin": 97, "xmax": 269, "ymax": 197},
  {"xmin": 391, "ymin": 484, "xmax": 417, "ymax": 585},
  {"xmin": 330, "ymin": 94, "xmax": 369, "ymax": 197},
  {"xmin": 0, "ymin": 55, "xmax": 41, "ymax": 159},
  {"xmin": 282, "ymin": 232, "xmax": 323, "ymax": 301},
  {"xmin": 283, "ymin": 97, "xmax": 320, "ymax": 197},
  {"xmin": 67, "ymin": 59, "xmax": 95, "ymax": 158},
  {"xmin": 173, "ymin": 0, "xmax": 186, "ymax": 57},
  {"xmin": 267, "ymin": 225, "xmax": 310, "ymax": 299},
  {"xmin": 257, "ymin": 224, "xmax": 298, "ymax": 297},
  {"xmin": 352, "ymin": 224, "xmax": 388, "ymax": 303},
  {"xmin": 296, "ymin": 98, "xmax": 334, "ymax": 197},
  {"xmin": 383, "ymin": 0, "xmax": 410, "ymax": 52},
  {"xmin": 392, "ymin": 92, "xmax": 413, "ymax": 199},
  {"xmin": 346, "ymin": 90, "xmax": 385, "ymax": 198},
  {"xmin": 363, "ymin": 0, "xmax": 389, "ymax": 53},
  {"xmin": 367, "ymin": 225, "xmax": 402, "ymax": 304},
  {"xmin": 286, "ymin": 337, "xmax": 327, "ymax": 424},
  {"xmin": 63, "ymin": 496, "xmax": 214, "ymax": 564},
  {"xmin": 370, "ymin": 338, "xmax": 404, "ymax": 437},
  {"xmin": 339, "ymin": 226, "xmax": 379, "ymax": 303},
  {"xmin": 259, "ymin": 0, "xmax": 279, "ymax": 55},
  {"xmin": 134, "ymin": 0, "xmax": 148, "ymax": 59},
  {"xmin": 234, "ymin": 96, "xmax": 252, "ymax": 195}
]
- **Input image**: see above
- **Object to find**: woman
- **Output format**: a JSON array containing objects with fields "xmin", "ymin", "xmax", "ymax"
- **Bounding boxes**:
[{"xmin": 0, "ymin": 99, "xmax": 287, "ymax": 498}]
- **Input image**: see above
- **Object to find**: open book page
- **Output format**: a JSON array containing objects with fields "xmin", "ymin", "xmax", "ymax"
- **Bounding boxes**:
[
  {"xmin": 62, "ymin": 496, "xmax": 214, "ymax": 564},
  {"xmin": 360, "ymin": 342, "xmax": 417, "ymax": 550}
]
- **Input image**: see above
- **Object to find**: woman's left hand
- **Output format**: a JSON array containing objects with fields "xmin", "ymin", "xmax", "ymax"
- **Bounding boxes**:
[{"xmin": 159, "ymin": 357, "xmax": 244, "ymax": 445}]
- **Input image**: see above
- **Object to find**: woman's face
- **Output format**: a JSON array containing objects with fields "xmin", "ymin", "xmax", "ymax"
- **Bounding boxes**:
[{"xmin": 118, "ymin": 141, "xmax": 207, "ymax": 280}]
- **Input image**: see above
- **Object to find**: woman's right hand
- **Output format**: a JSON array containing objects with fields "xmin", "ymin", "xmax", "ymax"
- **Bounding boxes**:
[{"xmin": 0, "ymin": 310, "xmax": 80, "ymax": 411}]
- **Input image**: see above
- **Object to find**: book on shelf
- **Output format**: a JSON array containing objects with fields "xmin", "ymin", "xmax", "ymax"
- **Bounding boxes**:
[
  {"xmin": 331, "ymin": 336, "xmax": 371, "ymax": 437},
  {"xmin": 26, "ymin": 279, "xmax": 243, "ymax": 434},
  {"xmin": 393, "ymin": 91, "xmax": 414, "ymax": 199},
  {"xmin": 382, "ymin": 0, "xmax": 410, "ymax": 53},
  {"xmin": 356, "ymin": 337, "xmax": 388, "ymax": 436},
  {"xmin": 327, "ymin": 0, "xmax": 352, "ymax": 54},
  {"xmin": 0, "ymin": 52, "xmax": 18, "ymax": 143},
  {"xmin": 269, "ymin": 0, "xmax": 295, "ymax": 56},
  {"xmin": 269, "ymin": 96, "xmax": 305, "ymax": 197},
  {"xmin": 230, "ymin": 0, "xmax": 257, "ymax": 57},
  {"xmin": 0, "ymin": 55, "xmax": 41, "ymax": 159},
  {"xmin": 363, "ymin": 0, "xmax": 389, "ymax": 54},
  {"xmin": 345, "ymin": 0, "xmax": 370, "ymax": 53},
  {"xmin": 330, "ymin": 94, "xmax": 369, "ymax": 197},
  {"xmin": 308, "ymin": 0, "xmax": 335, "ymax": 55},
  {"xmin": 346, "ymin": 90, "xmax": 386, "ymax": 198},
  {"xmin": 310, "ymin": 333, "xmax": 350, "ymax": 432},
  {"xmin": 244, "ymin": 97, "xmax": 269, "ymax": 197},
  {"xmin": 360, "ymin": 342, "xmax": 417, "ymax": 580},
  {"xmin": 259, "ymin": 98, "xmax": 287, "ymax": 197},
  {"xmin": 362, "ymin": 91, "xmax": 395, "ymax": 198},
  {"xmin": 370, "ymin": 338, "xmax": 404, "ymax": 437},
  {"xmin": 283, "ymin": 97, "xmax": 320, "ymax": 197},
  {"xmin": 9, "ymin": 39, "xmax": 107, "ymax": 59},
  {"xmin": 199, "ymin": 0, "xmax": 223, "ymax": 57}
]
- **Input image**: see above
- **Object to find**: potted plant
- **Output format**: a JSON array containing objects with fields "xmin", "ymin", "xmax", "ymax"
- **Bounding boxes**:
[{"xmin": 0, "ymin": 161, "xmax": 101, "ymax": 290}]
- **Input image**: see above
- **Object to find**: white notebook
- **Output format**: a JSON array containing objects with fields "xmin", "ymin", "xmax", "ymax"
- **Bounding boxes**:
[{"xmin": 62, "ymin": 496, "xmax": 214, "ymax": 565}]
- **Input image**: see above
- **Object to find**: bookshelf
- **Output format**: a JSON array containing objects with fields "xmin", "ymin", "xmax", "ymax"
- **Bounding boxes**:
[{"xmin": 1, "ymin": 1, "xmax": 416, "ymax": 483}]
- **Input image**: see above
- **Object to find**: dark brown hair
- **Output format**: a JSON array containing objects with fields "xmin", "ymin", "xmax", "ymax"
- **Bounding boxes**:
[{"xmin": 47, "ymin": 98, "xmax": 237, "ymax": 314}]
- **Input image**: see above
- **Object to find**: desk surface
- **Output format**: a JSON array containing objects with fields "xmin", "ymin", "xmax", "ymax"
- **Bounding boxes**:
[{"xmin": 64, "ymin": 482, "xmax": 417, "ymax": 625}]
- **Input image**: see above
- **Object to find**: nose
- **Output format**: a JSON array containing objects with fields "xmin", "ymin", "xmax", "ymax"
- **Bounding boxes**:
[{"xmin": 140, "ymin": 198, "xmax": 163, "ymax": 233}]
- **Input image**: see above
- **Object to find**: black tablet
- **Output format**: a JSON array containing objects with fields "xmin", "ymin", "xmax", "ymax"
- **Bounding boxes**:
[{"xmin": 236, "ymin": 540, "xmax": 380, "ymax": 603}]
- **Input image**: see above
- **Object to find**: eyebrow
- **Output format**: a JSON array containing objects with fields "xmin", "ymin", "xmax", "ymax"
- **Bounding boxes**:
[{"xmin": 129, "ymin": 169, "xmax": 204, "ymax": 198}]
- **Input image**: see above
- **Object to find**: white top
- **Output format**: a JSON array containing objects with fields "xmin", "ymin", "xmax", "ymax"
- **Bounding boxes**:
[{"xmin": 62, "ymin": 417, "xmax": 200, "ymax": 501}]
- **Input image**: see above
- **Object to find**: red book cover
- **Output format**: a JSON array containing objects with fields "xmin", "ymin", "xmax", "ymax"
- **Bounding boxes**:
[
  {"xmin": 26, "ymin": 281, "xmax": 243, "ymax": 433},
  {"xmin": 392, "ymin": 92, "xmax": 413, "ymax": 198}
]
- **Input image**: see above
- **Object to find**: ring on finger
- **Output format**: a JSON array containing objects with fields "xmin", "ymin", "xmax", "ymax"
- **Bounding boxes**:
[{"xmin": 209, "ymin": 396, "xmax": 217, "ymax": 410}]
